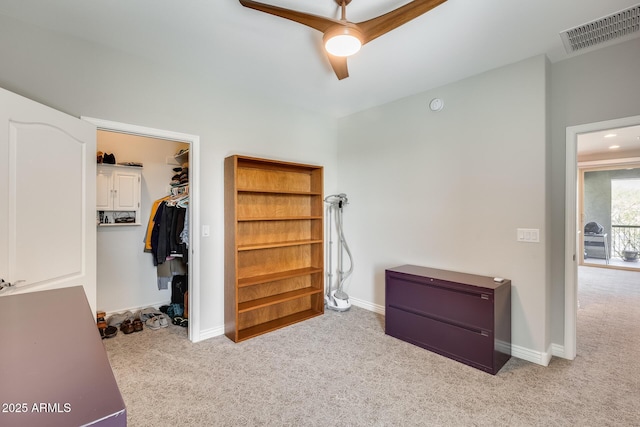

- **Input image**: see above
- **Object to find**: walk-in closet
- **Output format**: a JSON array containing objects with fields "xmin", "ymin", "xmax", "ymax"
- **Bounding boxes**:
[{"xmin": 96, "ymin": 130, "xmax": 190, "ymax": 333}]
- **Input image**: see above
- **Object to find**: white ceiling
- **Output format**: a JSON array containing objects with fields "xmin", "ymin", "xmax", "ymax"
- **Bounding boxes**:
[
  {"xmin": 0, "ymin": 0, "xmax": 638, "ymax": 117},
  {"xmin": 578, "ymin": 125, "xmax": 640, "ymax": 157}
]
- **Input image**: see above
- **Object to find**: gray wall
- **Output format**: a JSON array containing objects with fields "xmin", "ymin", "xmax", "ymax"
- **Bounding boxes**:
[
  {"xmin": 338, "ymin": 56, "xmax": 550, "ymax": 359},
  {"xmin": 584, "ymin": 171, "xmax": 613, "ymax": 237}
]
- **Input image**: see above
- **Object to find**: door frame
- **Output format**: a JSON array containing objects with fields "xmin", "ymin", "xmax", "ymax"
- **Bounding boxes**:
[
  {"xmin": 564, "ymin": 114, "xmax": 640, "ymax": 360},
  {"xmin": 82, "ymin": 117, "xmax": 202, "ymax": 342}
]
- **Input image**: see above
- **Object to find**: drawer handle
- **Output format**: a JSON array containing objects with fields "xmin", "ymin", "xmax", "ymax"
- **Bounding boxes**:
[
  {"xmin": 481, "ymin": 330, "xmax": 489, "ymax": 337},
  {"xmin": 481, "ymin": 294, "xmax": 489, "ymax": 300}
]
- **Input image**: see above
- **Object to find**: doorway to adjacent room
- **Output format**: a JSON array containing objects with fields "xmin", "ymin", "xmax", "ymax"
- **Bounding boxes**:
[{"xmin": 565, "ymin": 114, "xmax": 640, "ymax": 360}]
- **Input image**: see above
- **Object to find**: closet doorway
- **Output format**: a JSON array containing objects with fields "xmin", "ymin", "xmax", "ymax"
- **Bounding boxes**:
[{"xmin": 83, "ymin": 117, "xmax": 201, "ymax": 342}]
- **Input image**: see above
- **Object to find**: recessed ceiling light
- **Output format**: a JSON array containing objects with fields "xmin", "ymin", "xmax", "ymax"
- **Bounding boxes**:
[
  {"xmin": 604, "ymin": 133, "xmax": 617, "ymax": 138},
  {"xmin": 609, "ymin": 145, "xmax": 620, "ymax": 149}
]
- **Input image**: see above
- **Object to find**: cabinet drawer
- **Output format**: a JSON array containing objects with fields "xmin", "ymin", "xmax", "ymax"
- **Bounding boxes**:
[
  {"xmin": 386, "ymin": 275, "xmax": 493, "ymax": 330},
  {"xmin": 386, "ymin": 307, "xmax": 494, "ymax": 372}
]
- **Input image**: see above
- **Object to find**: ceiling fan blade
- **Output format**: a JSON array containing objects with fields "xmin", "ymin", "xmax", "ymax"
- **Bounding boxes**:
[
  {"xmin": 357, "ymin": 0, "xmax": 448, "ymax": 44},
  {"xmin": 326, "ymin": 54, "xmax": 349, "ymax": 80},
  {"xmin": 239, "ymin": 0, "xmax": 341, "ymax": 33}
]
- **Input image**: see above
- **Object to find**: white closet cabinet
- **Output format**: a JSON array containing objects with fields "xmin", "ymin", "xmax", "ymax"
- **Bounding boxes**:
[{"xmin": 97, "ymin": 164, "xmax": 142, "ymax": 226}]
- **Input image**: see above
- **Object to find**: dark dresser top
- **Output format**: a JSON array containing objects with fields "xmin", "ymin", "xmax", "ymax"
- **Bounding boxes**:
[
  {"xmin": 386, "ymin": 264, "xmax": 510, "ymax": 290},
  {"xmin": 0, "ymin": 286, "xmax": 126, "ymax": 426}
]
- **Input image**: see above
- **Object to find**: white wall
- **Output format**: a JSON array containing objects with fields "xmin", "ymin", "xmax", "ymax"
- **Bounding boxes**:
[
  {"xmin": 96, "ymin": 131, "xmax": 188, "ymax": 313},
  {"xmin": 0, "ymin": 14, "xmax": 338, "ymax": 337},
  {"xmin": 337, "ymin": 56, "xmax": 550, "ymax": 358}
]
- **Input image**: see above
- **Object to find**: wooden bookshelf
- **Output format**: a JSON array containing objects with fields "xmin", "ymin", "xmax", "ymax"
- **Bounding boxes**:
[{"xmin": 224, "ymin": 155, "xmax": 324, "ymax": 342}]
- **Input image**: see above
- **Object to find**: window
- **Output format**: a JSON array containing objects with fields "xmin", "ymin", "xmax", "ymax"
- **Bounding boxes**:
[
  {"xmin": 611, "ymin": 177, "xmax": 640, "ymax": 258},
  {"xmin": 611, "ymin": 178, "xmax": 640, "ymax": 226}
]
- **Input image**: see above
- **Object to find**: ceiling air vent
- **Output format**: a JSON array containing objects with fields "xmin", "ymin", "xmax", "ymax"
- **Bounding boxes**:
[{"xmin": 560, "ymin": 4, "xmax": 640, "ymax": 54}]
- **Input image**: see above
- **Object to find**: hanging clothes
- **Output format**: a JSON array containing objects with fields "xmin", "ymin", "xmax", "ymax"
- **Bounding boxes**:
[
  {"xmin": 180, "ymin": 205, "xmax": 189, "ymax": 248},
  {"xmin": 145, "ymin": 160, "xmax": 189, "ymax": 298},
  {"xmin": 146, "ymin": 196, "xmax": 189, "ymax": 266},
  {"xmin": 150, "ymin": 201, "xmax": 165, "ymax": 266},
  {"xmin": 144, "ymin": 196, "xmax": 171, "ymax": 252}
]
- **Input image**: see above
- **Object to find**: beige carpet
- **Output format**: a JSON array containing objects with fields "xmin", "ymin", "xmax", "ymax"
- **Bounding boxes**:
[{"xmin": 104, "ymin": 267, "xmax": 639, "ymax": 426}]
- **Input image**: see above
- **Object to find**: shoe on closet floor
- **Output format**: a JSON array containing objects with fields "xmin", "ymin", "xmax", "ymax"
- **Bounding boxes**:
[
  {"xmin": 120, "ymin": 320, "xmax": 134, "ymax": 334},
  {"xmin": 158, "ymin": 315, "xmax": 169, "ymax": 328},
  {"xmin": 138, "ymin": 307, "xmax": 164, "ymax": 323},
  {"xmin": 132, "ymin": 318, "xmax": 144, "ymax": 332},
  {"xmin": 103, "ymin": 326, "xmax": 118, "ymax": 339},
  {"xmin": 145, "ymin": 316, "xmax": 162, "ymax": 330},
  {"xmin": 145, "ymin": 314, "xmax": 169, "ymax": 329},
  {"xmin": 108, "ymin": 311, "xmax": 133, "ymax": 328}
]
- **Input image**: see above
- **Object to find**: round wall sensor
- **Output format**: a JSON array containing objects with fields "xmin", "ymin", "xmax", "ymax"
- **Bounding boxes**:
[{"xmin": 429, "ymin": 98, "xmax": 444, "ymax": 111}]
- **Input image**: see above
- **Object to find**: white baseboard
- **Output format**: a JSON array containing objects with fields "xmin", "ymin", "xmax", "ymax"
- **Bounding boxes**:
[
  {"xmin": 350, "ymin": 296, "xmax": 385, "ymax": 314},
  {"xmin": 510, "ymin": 343, "xmax": 552, "ymax": 366},
  {"xmin": 551, "ymin": 343, "xmax": 566, "ymax": 359},
  {"xmin": 197, "ymin": 325, "xmax": 225, "ymax": 342}
]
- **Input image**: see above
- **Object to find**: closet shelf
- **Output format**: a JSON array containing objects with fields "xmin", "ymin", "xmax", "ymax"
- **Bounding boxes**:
[
  {"xmin": 238, "ymin": 267, "xmax": 323, "ymax": 288},
  {"xmin": 237, "ymin": 188, "xmax": 322, "ymax": 196},
  {"xmin": 238, "ymin": 287, "xmax": 324, "ymax": 313},
  {"xmin": 238, "ymin": 216, "xmax": 322, "ymax": 222},
  {"xmin": 238, "ymin": 239, "xmax": 323, "ymax": 251},
  {"xmin": 174, "ymin": 149, "xmax": 189, "ymax": 163},
  {"xmin": 237, "ymin": 309, "xmax": 323, "ymax": 341}
]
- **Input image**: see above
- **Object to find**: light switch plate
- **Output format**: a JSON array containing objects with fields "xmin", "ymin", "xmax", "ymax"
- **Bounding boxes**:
[{"xmin": 517, "ymin": 228, "xmax": 539, "ymax": 242}]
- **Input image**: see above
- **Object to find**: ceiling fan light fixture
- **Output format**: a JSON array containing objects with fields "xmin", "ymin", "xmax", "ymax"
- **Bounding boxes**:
[
  {"xmin": 323, "ymin": 26, "xmax": 363, "ymax": 57},
  {"xmin": 239, "ymin": 0, "xmax": 449, "ymax": 79}
]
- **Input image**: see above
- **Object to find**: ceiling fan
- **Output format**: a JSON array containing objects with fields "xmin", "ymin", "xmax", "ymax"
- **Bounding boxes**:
[{"xmin": 239, "ymin": 0, "xmax": 448, "ymax": 80}]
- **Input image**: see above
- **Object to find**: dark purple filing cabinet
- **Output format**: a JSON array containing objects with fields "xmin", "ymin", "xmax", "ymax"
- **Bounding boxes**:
[
  {"xmin": 0, "ymin": 286, "xmax": 126, "ymax": 426},
  {"xmin": 385, "ymin": 265, "xmax": 511, "ymax": 375}
]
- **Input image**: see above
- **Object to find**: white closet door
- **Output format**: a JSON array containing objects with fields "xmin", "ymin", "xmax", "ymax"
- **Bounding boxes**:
[{"xmin": 0, "ymin": 87, "xmax": 97, "ymax": 314}]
